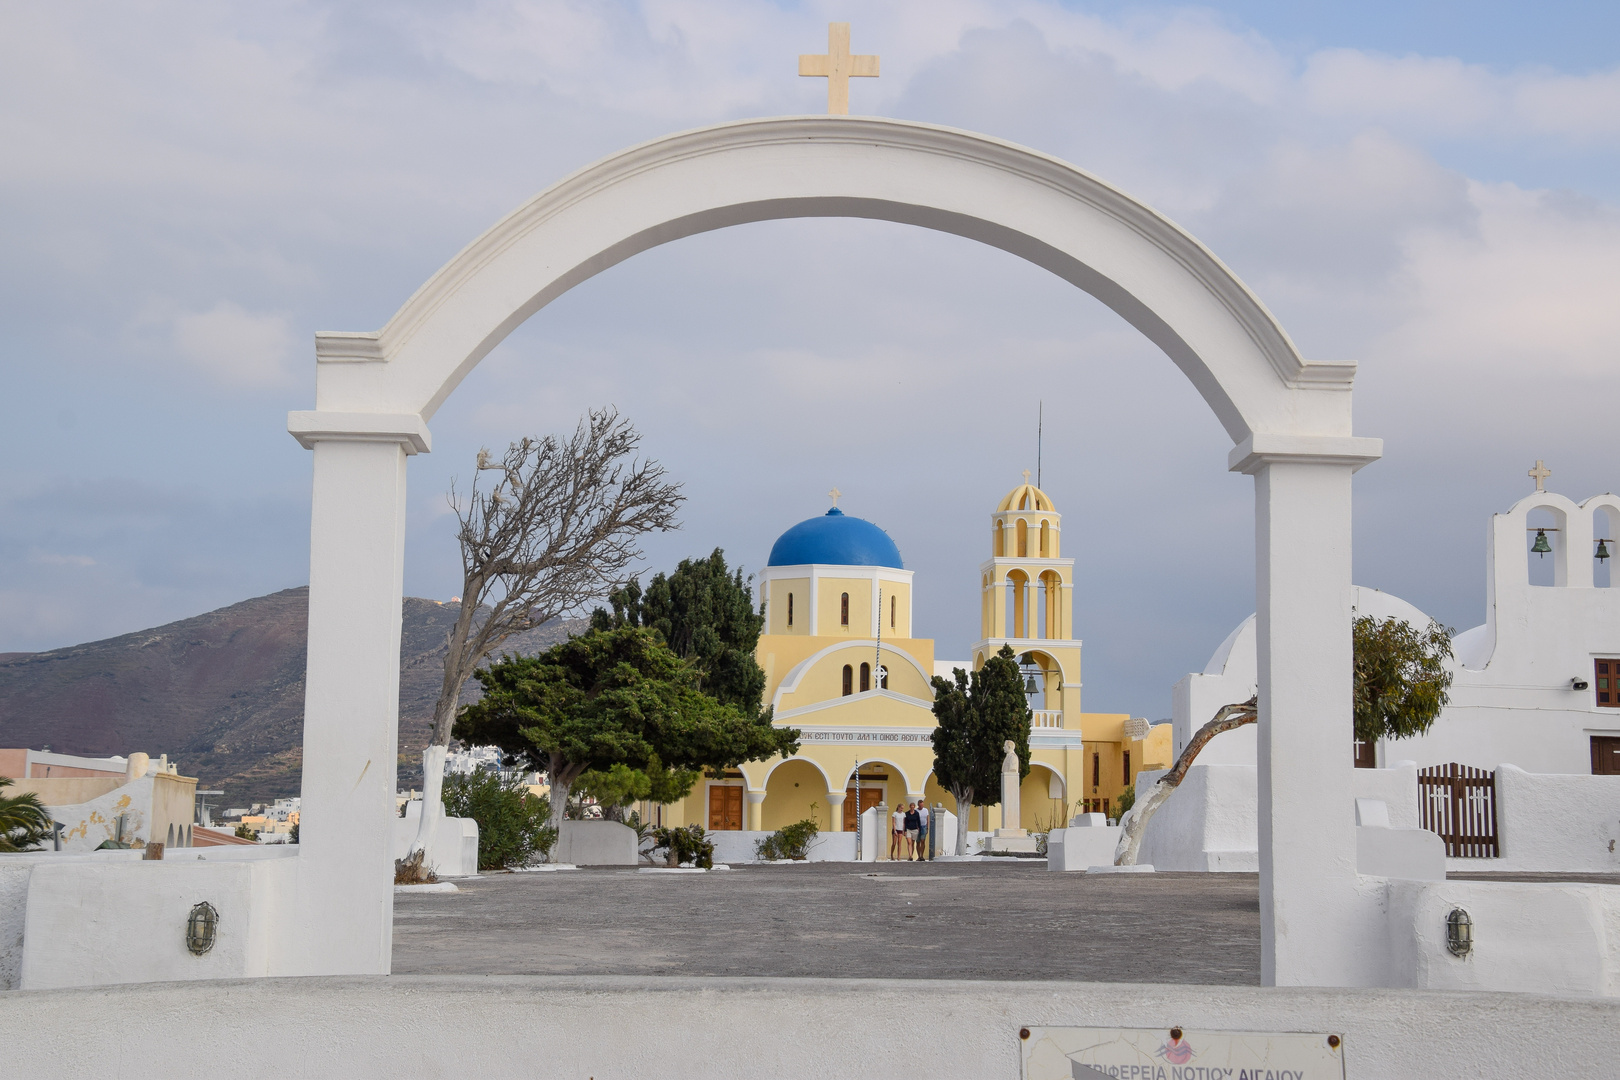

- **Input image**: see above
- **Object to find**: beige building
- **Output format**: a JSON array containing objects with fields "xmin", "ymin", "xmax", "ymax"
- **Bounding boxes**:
[
  {"xmin": 0, "ymin": 749, "xmax": 199, "ymax": 851},
  {"xmin": 656, "ymin": 483, "xmax": 1171, "ymax": 837}
]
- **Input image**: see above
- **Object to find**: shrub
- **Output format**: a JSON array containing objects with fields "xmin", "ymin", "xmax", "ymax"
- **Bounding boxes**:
[
  {"xmin": 1115, "ymin": 785, "xmax": 1136, "ymax": 818},
  {"xmin": 755, "ymin": 818, "xmax": 819, "ymax": 861},
  {"xmin": 234, "ymin": 823, "xmax": 259, "ymax": 841},
  {"xmin": 442, "ymin": 768, "xmax": 557, "ymax": 870},
  {"xmin": 0, "ymin": 778, "xmax": 50, "ymax": 852},
  {"xmin": 651, "ymin": 823, "xmax": 714, "ymax": 869}
]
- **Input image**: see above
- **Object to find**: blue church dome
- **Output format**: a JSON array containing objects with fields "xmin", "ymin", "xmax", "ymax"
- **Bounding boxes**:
[{"xmin": 767, "ymin": 508, "xmax": 904, "ymax": 569}]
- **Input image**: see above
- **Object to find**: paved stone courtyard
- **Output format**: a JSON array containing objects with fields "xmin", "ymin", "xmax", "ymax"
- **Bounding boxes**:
[{"xmin": 393, "ymin": 861, "xmax": 1261, "ymax": 984}]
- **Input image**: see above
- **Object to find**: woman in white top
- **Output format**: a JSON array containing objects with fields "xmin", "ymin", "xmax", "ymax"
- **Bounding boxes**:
[{"xmin": 890, "ymin": 806, "xmax": 906, "ymax": 859}]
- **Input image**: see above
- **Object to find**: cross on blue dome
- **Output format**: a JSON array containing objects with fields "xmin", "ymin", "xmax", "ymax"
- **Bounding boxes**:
[{"xmin": 766, "ymin": 508, "xmax": 904, "ymax": 568}]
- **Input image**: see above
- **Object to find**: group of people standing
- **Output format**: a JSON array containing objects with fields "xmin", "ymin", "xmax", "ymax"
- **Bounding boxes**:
[{"xmin": 889, "ymin": 801, "xmax": 932, "ymax": 861}]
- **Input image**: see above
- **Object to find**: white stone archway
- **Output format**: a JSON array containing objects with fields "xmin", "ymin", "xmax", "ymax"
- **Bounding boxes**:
[{"xmin": 286, "ymin": 116, "xmax": 1380, "ymax": 985}]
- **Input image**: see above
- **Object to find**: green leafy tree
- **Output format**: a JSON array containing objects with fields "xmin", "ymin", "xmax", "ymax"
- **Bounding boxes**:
[
  {"xmin": 1120, "ymin": 615, "xmax": 1456, "ymax": 866},
  {"xmin": 575, "ymin": 758, "xmax": 699, "ymax": 821},
  {"xmin": 455, "ymin": 626, "xmax": 798, "ymax": 832},
  {"xmin": 441, "ymin": 768, "xmax": 556, "ymax": 870},
  {"xmin": 929, "ymin": 645, "xmax": 1031, "ymax": 854},
  {"xmin": 1353, "ymin": 615, "xmax": 1454, "ymax": 743},
  {"xmin": 0, "ymin": 777, "xmax": 51, "ymax": 853},
  {"xmin": 591, "ymin": 548, "xmax": 767, "ymax": 716}
]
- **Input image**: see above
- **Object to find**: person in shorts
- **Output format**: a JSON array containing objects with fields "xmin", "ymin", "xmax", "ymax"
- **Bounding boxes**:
[
  {"xmin": 890, "ymin": 804, "xmax": 906, "ymax": 859},
  {"xmin": 903, "ymin": 803, "xmax": 921, "ymax": 860},
  {"xmin": 916, "ymin": 803, "xmax": 931, "ymax": 860}
]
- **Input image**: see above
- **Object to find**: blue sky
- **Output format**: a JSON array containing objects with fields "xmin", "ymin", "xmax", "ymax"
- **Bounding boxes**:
[{"xmin": 3, "ymin": 1, "xmax": 1618, "ymax": 720}]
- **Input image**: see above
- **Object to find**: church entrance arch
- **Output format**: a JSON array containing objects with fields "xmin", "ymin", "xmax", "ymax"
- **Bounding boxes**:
[{"xmin": 287, "ymin": 115, "xmax": 1381, "ymax": 987}]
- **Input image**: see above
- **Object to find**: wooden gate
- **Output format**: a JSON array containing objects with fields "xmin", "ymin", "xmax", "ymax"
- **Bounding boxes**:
[{"xmin": 1418, "ymin": 763, "xmax": 1498, "ymax": 858}]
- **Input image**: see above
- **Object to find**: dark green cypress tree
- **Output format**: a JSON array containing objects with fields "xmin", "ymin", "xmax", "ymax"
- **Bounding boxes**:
[
  {"xmin": 593, "ymin": 548, "xmax": 767, "ymax": 717},
  {"xmin": 929, "ymin": 644, "xmax": 1031, "ymax": 854}
]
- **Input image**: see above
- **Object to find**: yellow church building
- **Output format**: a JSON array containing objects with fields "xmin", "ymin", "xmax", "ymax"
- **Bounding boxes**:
[{"xmin": 660, "ymin": 482, "xmax": 1172, "ymax": 840}]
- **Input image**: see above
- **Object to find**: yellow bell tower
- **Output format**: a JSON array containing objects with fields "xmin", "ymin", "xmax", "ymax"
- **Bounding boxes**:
[{"xmin": 973, "ymin": 473, "xmax": 1082, "ymax": 730}]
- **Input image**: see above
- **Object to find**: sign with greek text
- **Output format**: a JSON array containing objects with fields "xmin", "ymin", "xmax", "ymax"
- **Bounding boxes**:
[{"xmin": 1021, "ymin": 1026, "xmax": 1345, "ymax": 1080}]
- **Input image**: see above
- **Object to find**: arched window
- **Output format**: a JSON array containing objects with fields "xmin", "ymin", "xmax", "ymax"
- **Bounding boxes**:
[
  {"xmin": 878, "ymin": 664, "xmax": 888, "ymax": 689},
  {"xmin": 860, "ymin": 662, "xmax": 871, "ymax": 692},
  {"xmin": 1040, "ymin": 521, "xmax": 1049, "ymax": 558},
  {"xmin": 842, "ymin": 665, "xmax": 853, "ymax": 696},
  {"xmin": 1016, "ymin": 519, "xmax": 1028, "ymax": 557},
  {"xmin": 787, "ymin": 593, "xmax": 794, "ymax": 627},
  {"xmin": 840, "ymin": 592, "xmax": 850, "ymax": 626},
  {"xmin": 890, "ymin": 594, "xmax": 896, "ymax": 629}
]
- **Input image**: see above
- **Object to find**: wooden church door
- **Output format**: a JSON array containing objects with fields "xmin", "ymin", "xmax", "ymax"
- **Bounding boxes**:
[
  {"xmin": 843, "ymin": 787, "xmax": 882, "ymax": 831},
  {"xmin": 708, "ymin": 785, "xmax": 743, "ymax": 830}
]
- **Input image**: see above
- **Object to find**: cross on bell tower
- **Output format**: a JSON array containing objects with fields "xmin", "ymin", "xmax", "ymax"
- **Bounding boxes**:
[{"xmin": 1528, "ymin": 460, "xmax": 1552, "ymax": 492}]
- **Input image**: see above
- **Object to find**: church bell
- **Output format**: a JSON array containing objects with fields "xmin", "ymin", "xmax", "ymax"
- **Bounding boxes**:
[
  {"xmin": 1531, "ymin": 529, "xmax": 1552, "ymax": 556},
  {"xmin": 1023, "ymin": 673, "xmax": 1039, "ymax": 695},
  {"xmin": 1599, "ymin": 539, "xmax": 1612, "ymax": 562}
]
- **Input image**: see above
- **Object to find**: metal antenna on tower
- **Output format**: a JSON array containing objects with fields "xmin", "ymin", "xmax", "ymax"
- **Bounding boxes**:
[{"xmin": 1037, "ymin": 401, "xmax": 1043, "ymax": 488}]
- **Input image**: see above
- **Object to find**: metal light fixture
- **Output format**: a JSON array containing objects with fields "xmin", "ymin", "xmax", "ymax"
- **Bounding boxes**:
[
  {"xmin": 1445, "ymin": 907, "xmax": 1473, "ymax": 957},
  {"xmin": 1598, "ymin": 539, "xmax": 1613, "ymax": 562},
  {"xmin": 1531, "ymin": 529, "xmax": 1552, "ymax": 557},
  {"xmin": 186, "ymin": 901, "xmax": 219, "ymax": 956}
]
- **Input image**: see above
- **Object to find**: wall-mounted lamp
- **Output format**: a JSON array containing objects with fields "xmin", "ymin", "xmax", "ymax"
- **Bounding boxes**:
[
  {"xmin": 1445, "ymin": 907, "xmax": 1473, "ymax": 957},
  {"xmin": 186, "ymin": 901, "xmax": 219, "ymax": 956}
]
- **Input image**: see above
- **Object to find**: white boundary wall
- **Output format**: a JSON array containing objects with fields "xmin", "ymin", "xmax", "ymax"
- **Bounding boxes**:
[
  {"xmin": 1488, "ymin": 764, "xmax": 1620, "ymax": 873},
  {"xmin": 1, "ymin": 975, "xmax": 1616, "ymax": 1079}
]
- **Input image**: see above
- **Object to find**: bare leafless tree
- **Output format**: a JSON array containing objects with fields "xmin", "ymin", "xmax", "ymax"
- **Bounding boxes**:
[
  {"xmin": 1113, "ymin": 696, "xmax": 1256, "ymax": 867},
  {"xmin": 404, "ymin": 409, "xmax": 683, "ymax": 874}
]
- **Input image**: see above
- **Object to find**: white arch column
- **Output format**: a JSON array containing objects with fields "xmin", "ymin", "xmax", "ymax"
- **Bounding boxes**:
[
  {"xmin": 286, "ymin": 411, "xmax": 429, "ymax": 976},
  {"xmin": 1232, "ymin": 434, "xmax": 1381, "ymax": 986}
]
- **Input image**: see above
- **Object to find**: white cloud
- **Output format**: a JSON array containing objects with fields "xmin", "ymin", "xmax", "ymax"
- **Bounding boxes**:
[
  {"xmin": 1302, "ymin": 48, "xmax": 1620, "ymax": 142},
  {"xmin": 1382, "ymin": 182, "xmax": 1620, "ymax": 378},
  {"xmin": 4, "ymin": 0, "xmax": 1620, "ymax": 701},
  {"xmin": 171, "ymin": 302, "xmax": 298, "ymax": 387}
]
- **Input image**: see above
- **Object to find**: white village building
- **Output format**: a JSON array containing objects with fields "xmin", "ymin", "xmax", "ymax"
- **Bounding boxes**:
[{"xmin": 1141, "ymin": 473, "xmax": 1620, "ymax": 874}]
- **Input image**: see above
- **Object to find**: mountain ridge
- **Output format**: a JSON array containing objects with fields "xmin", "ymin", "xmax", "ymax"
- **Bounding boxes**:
[{"xmin": 0, "ymin": 588, "xmax": 584, "ymax": 804}]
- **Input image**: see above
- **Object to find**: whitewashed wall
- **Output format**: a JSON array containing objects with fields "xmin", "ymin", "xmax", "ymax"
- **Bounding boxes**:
[
  {"xmin": 2, "ymin": 974, "xmax": 1619, "ymax": 1078},
  {"xmin": 1491, "ymin": 765, "xmax": 1620, "ymax": 872},
  {"xmin": 1176, "ymin": 492, "xmax": 1620, "ymax": 776}
]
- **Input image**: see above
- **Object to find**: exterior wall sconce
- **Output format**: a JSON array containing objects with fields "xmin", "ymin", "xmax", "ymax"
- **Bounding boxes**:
[
  {"xmin": 186, "ymin": 901, "xmax": 219, "ymax": 956},
  {"xmin": 1445, "ymin": 907, "xmax": 1473, "ymax": 957}
]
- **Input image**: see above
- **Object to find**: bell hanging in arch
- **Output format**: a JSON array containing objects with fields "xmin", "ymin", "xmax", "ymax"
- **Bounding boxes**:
[
  {"xmin": 1023, "ymin": 673, "xmax": 1039, "ymax": 695},
  {"xmin": 1598, "ymin": 539, "xmax": 1612, "ymax": 562},
  {"xmin": 1531, "ymin": 529, "xmax": 1552, "ymax": 557}
]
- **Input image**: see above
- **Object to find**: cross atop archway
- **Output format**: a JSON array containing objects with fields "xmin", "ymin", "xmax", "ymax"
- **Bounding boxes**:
[
  {"xmin": 799, "ymin": 22, "xmax": 879, "ymax": 116},
  {"xmin": 1529, "ymin": 459, "xmax": 1552, "ymax": 492}
]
